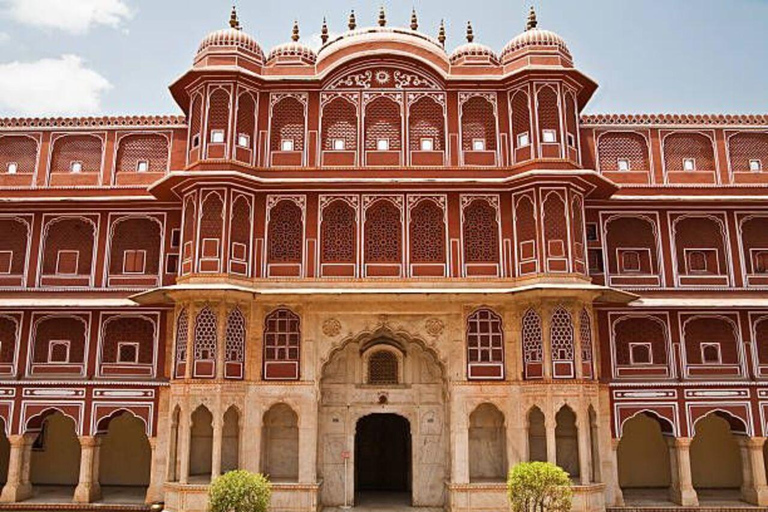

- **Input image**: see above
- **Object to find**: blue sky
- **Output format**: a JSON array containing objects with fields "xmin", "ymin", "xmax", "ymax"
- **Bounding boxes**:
[{"xmin": 0, "ymin": 0, "xmax": 766, "ymax": 117}]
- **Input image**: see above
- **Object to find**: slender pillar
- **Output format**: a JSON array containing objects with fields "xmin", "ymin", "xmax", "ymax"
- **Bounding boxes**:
[
  {"xmin": 178, "ymin": 412, "xmax": 191, "ymax": 484},
  {"xmin": 211, "ymin": 417, "xmax": 223, "ymax": 479},
  {"xmin": 73, "ymin": 436, "xmax": 102, "ymax": 503},
  {"xmin": 739, "ymin": 437, "xmax": 768, "ymax": 506},
  {"xmin": 451, "ymin": 404, "xmax": 470, "ymax": 483},
  {"xmin": 298, "ymin": 403, "xmax": 318, "ymax": 484},
  {"xmin": 216, "ymin": 303, "xmax": 227, "ymax": 380},
  {"xmin": 573, "ymin": 307, "xmax": 584, "ymax": 380},
  {"xmin": 542, "ymin": 308, "xmax": 553, "ymax": 380},
  {"xmin": 608, "ymin": 438, "xmax": 624, "ymax": 506},
  {"xmin": 577, "ymin": 417, "xmax": 592, "ymax": 485},
  {"xmin": 145, "ymin": 437, "xmax": 163, "ymax": 503},
  {"xmin": 545, "ymin": 416, "xmax": 557, "ymax": 465},
  {"xmin": 0, "ymin": 435, "xmax": 33, "ymax": 502},
  {"xmin": 184, "ymin": 304, "xmax": 195, "ymax": 379},
  {"xmin": 668, "ymin": 437, "xmax": 698, "ymax": 506}
]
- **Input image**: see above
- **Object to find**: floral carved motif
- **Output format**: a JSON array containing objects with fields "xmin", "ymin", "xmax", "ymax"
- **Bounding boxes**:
[
  {"xmin": 322, "ymin": 318, "xmax": 342, "ymax": 337},
  {"xmin": 425, "ymin": 318, "xmax": 445, "ymax": 337}
]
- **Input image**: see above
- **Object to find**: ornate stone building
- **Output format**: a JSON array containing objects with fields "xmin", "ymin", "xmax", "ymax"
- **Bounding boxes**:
[{"xmin": 0, "ymin": 6, "xmax": 766, "ymax": 512}]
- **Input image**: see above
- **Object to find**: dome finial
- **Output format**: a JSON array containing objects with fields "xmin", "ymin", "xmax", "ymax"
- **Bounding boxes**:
[
  {"xmin": 526, "ymin": 5, "xmax": 538, "ymax": 31},
  {"xmin": 410, "ymin": 8, "xmax": 418, "ymax": 31},
  {"xmin": 466, "ymin": 21, "xmax": 474, "ymax": 43},
  {"xmin": 378, "ymin": 5, "xmax": 386, "ymax": 27},
  {"xmin": 229, "ymin": 4, "xmax": 241, "ymax": 30},
  {"xmin": 348, "ymin": 9, "xmax": 357, "ymax": 30},
  {"xmin": 321, "ymin": 17, "xmax": 329, "ymax": 44},
  {"xmin": 292, "ymin": 20, "xmax": 300, "ymax": 42},
  {"xmin": 438, "ymin": 19, "xmax": 446, "ymax": 47}
]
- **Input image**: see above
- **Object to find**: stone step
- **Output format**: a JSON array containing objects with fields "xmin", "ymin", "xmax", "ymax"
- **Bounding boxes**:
[{"xmin": 608, "ymin": 507, "xmax": 768, "ymax": 512}]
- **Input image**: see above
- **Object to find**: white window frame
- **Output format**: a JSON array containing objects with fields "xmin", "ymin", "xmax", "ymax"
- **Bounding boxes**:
[
  {"xmin": 542, "ymin": 130, "xmax": 557, "ymax": 144},
  {"xmin": 201, "ymin": 238, "xmax": 220, "ymax": 259},
  {"xmin": 749, "ymin": 159, "xmax": 762, "ymax": 172},
  {"xmin": 683, "ymin": 158, "xmax": 696, "ymax": 171},
  {"xmin": 116, "ymin": 341, "xmax": 140, "ymax": 364},
  {"xmin": 231, "ymin": 242, "xmax": 247, "ymax": 262},
  {"xmin": 122, "ymin": 249, "xmax": 147, "ymax": 274},
  {"xmin": 48, "ymin": 340, "xmax": 71, "ymax": 364},
  {"xmin": 7, "ymin": 162, "xmax": 18, "ymax": 174},
  {"xmin": 700, "ymin": 342, "xmax": 722, "ymax": 364},
  {"xmin": 170, "ymin": 228, "xmax": 181, "ymax": 249},
  {"xmin": 619, "ymin": 249, "xmax": 642, "ymax": 273},
  {"xmin": 420, "ymin": 137, "xmax": 434, "ymax": 151},
  {"xmin": 617, "ymin": 158, "xmax": 631, "ymax": 171},
  {"xmin": 376, "ymin": 138, "xmax": 390, "ymax": 151},
  {"xmin": 752, "ymin": 249, "xmax": 768, "ymax": 274},
  {"xmin": 471, "ymin": 138, "xmax": 485, "ymax": 151},
  {"xmin": 629, "ymin": 342, "xmax": 653, "ymax": 365},
  {"xmin": 684, "ymin": 248, "xmax": 716, "ymax": 274},
  {"xmin": 516, "ymin": 132, "xmax": 530, "ymax": 148},
  {"xmin": 332, "ymin": 138, "xmax": 346, "ymax": 151},
  {"xmin": 70, "ymin": 161, "xmax": 83, "ymax": 173},
  {"xmin": 0, "ymin": 250, "xmax": 12, "ymax": 275},
  {"xmin": 55, "ymin": 250, "xmax": 80, "ymax": 276},
  {"xmin": 210, "ymin": 130, "xmax": 225, "ymax": 144},
  {"xmin": 281, "ymin": 138, "xmax": 295, "ymax": 151},
  {"xmin": 136, "ymin": 159, "xmax": 149, "ymax": 173},
  {"xmin": 191, "ymin": 134, "xmax": 201, "ymax": 148},
  {"xmin": 567, "ymin": 133, "xmax": 576, "ymax": 148},
  {"xmin": 237, "ymin": 133, "xmax": 250, "ymax": 148}
]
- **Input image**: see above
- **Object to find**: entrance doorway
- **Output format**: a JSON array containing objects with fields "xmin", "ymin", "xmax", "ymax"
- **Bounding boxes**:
[{"xmin": 355, "ymin": 414, "xmax": 411, "ymax": 503}]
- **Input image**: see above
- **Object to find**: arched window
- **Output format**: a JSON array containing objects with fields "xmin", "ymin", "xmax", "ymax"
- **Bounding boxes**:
[
  {"xmin": 199, "ymin": 192, "xmax": 224, "ymax": 272},
  {"xmin": 50, "ymin": 134, "xmax": 103, "ymax": 174},
  {"xmin": 0, "ymin": 135, "xmax": 38, "ymax": 174},
  {"xmin": 522, "ymin": 309, "xmax": 543, "ymax": 380},
  {"xmin": 193, "ymin": 307, "xmax": 217, "ymax": 378},
  {"xmin": 515, "ymin": 194, "xmax": 538, "ymax": 275},
  {"xmin": 408, "ymin": 96, "xmax": 444, "ymax": 165},
  {"xmin": 235, "ymin": 91, "xmax": 256, "ymax": 161},
  {"xmin": 115, "ymin": 134, "xmax": 169, "ymax": 174},
  {"xmin": 0, "ymin": 218, "xmax": 29, "ymax": 282},
  {"xmin": 580, "ymin": 309, "xmax": 594, "ymax": 379},
  {"xmin": 462, "ymin": 198, "xmax": 500, "ymax": 267},
  {"xmin": 364, "ymin": 199, "xmax": 402, "ymax": 276},
  {"xmin": 263, "ymin": 308, "xmax": 300, "ymax": 381},
  {"xmin": 571, "ymin": 194, "xmax": 586, "ymax": 273},
  {"xmin": 550, "ymin": 307, "xmax": 575, "ymax": 378},
  {"xmin": 467, "ymin": 309, "xmax": 504, "ymax": 380},
  {"xmin": 0, "ymin": 315, "xmax": 18, "ymax": 372},
  {"xmin": 321, "ymin": 97, "xmax": 357, "ymax": 154},
  {"xmin": 100, "ymin": 316, "xmax": 155, "ymax": 377},
  {"xmin": 174, "ymin": 308, "xmax": 188, "ymax": 378},
  {"xmin": 664, "ymin": 132, "xmax": 716, "ymax": 173},
  {"xmin": 41, "ymin": 217, "xmax": 95, "ymax": 284},
  {"xmin": 108, "ymin": 217, "xmax": 161, "ymax": 279},
  {"xmin": 365, "ymin": 96, "xmax": 402, "ymax": 151},
  {"xmin": 229, "ymin": 195, "xmax": 252, "ymax": 276},
  {"xmin": 267, "ymin": 200, "xmax": 304, "ymax": 274},
  {"xmin": 461, "ymin": 96, "xmax": 497, "ymax": 152},
  {"xmin": 31, "ymin": 315, "xmax": 87, "ymax": 376},
  {"xmin": 367, "ymin": 350, "xmax": 399, "ymax": 385},
  {"xmin": 537, "ymin": 86, "xmax": 561, "ymax": 152},
  {"xmin": 207, "ymin": 89, "xmax": 231, "ymax": 151},
  {"xmin": 543, "ymin": 191, "xmax": 568, "ymax": 272},
  {"xmin": 224, "ymin": 308, "xmax": 245, "ymax": 379},
  {"xmin": 270, "ymin": 96, "xmax": 306, "ymax": 157},
  {"xmin": 188, "ymin": 93, "xmax": 204, "ymax": 154},
  {"xmin": 597, "ymin": 132, "xmax": 650, "ymax": 172},
  {"xmin": 510, "ymin": 90, "xmax": 532, "ymax": 153},
  {"xmin": 181, "ymin": 195, "xmax": 197, "ymax": 274},
  {"xmin": 409, "ymin": 199, "xmax": 446, "ymax": 270},
  {"xmin": 320, "ymin": 199, "xmax": 357, "ymax": 271},
  {"xmin": 728, "ymin": 132, "xmax": 768, "ymax": 173}
]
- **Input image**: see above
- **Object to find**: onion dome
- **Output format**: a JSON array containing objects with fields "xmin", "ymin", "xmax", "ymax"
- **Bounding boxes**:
[
  {"xmin": 195, "ymin": 6, "xmax": 265, "ymax": 66},
  {"xmin": 266, "ymin": 20, "xmax": 317, "ymax": 66},
  {"xmin": 450, "ymin": 21, "xmax": 499, "ymax": 65},
  {"xmin": 500, "ymin": 6, "xmax": 572, "ymax": 67}
]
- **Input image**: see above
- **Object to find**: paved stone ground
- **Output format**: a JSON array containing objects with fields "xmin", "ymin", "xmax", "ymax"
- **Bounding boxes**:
[{"xmin": 323, "ymin": 492, "xmax": 443, "ymax": 512}]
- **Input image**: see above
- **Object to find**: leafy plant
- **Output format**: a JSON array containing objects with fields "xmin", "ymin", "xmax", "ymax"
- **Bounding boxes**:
[
  {"xmin": 209, "ymin": 470, "xmax": 272, "ymax": 512},
  {"xmin": 507, "ymin": 462, "xmax": 573, "ymax": 512}
]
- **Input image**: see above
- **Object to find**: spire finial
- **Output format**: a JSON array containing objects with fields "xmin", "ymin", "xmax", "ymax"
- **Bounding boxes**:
[
  {"xmin": 229, "ymin": 5, "xmax": 241, "ymax": 30},
  {"xmin": 526, "ymin": 5, "xmax": 538, "ymax": 31},
  {"xmin": 410, "ymin": 8, "xmax": 418, "ymax": 31},
  {"xmin": 466, "ymin": 21, "xmax": 474, "ymax": 43},
  {"xmin": 291, "ymin": 20, "xmax": 300, "ymax": 42},
  {"xmin": 438, "ymin": 19, "xmax": 446, "ymax": 47},
  {"xmin": 378, "ymin": 5, "xmax": 386, "ymax": 27},
  {"xmin": 348, "ymin": 9, "xmax": 357, "ymax": 30},
  {"xmin": 321, "ymin": 17, "xmax": 329, "ymax": 44}
]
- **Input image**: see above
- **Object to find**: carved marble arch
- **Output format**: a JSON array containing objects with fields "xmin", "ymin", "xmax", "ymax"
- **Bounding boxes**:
[
  {"xmin": 322, "ymin": 61, "xmax": 442, "ymax": 91},
  {"xmin": 618, "ymin": 409, "xmax": 676, "ymax": 438},
  {"xmin": 93, "ymin": 408, "xmax": 150, "ymax": 436}
]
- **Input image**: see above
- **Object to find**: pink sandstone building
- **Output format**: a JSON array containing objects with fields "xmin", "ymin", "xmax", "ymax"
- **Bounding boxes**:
[{"xmin": 0, "ymin": 6, "xmax": 766, "ymax": 512}]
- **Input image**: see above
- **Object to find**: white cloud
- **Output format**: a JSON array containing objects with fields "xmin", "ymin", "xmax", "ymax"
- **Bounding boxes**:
[
  {"xmin": 0, "ymin": 32, "xmax": 9, "ymax": 44},
  {"xmin": 1, "ymin": 0, "xmax": 132, "ymax": 34},
  {"xmin": 0, "ymin": 55, "xmax": 112, "ymax": 116}
]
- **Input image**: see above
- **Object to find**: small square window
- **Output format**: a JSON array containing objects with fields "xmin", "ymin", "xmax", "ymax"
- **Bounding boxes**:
[
  {"xmin": 210, "ymin": 130, "xmax": 225, "ymax": 144},
  {"xmin": 170, "ymin": 229, "xmax": 181, "ymax": 249},
  {"xmin": 542, "ymin": 130, "xmax": 557, "ymax": 143},
  {"xmin": 56, "ymin": 250, "xmax": 79, "ymax": 275},
  {"xmin": 7, "ymin": 162, "xmax": 18, "ymax": 174},
  {"xmin": 588, "ymin": 249, "xmax": 604, "ymax": 274},
  {"xmin": 281, "ymin": 139, "xmax": 295, "ymax": 151},
  {"xmin": 567, "ymin": 133, "xmax": 576, "ymax": 148},
  {"xmin": 687, "ymin": 250, "xmax": 708, "ymax": 273},
  {"xmin": 617, "ymin": 159, "xmax": 631, "ymax": 171},
  {"xmin": 0, "ymin": 251, "xmax": 12, "ymax": 274},
  {"xmin": 683, "ymin": 158, "xmax": 696, "ymax": 171},
  {"xmin": 123, "ymin": 250, "xmax": 146, "ymax": 274},
  {"xmin": 70, "ymin": 161, "xmax": 83, "ymax": 173},
  {"xmin": 117, "ymin": 342, "xmax": 139, "ymax": 364},
  {"xmin": 472, "ymin": 139, "xmax": 485, "ymax": 151},
  {"xmin": 420, "ymin": 138, "xmax": 434, "ymax": 151},
  {"xmin": 165, "ymin": 254, "xmax": 179, "ymax": 274},
  {"xmin": 332, "ymin": 138, "xmax": 346, "ymax": 150},
  {"xmin": 629, "ymin": 343, "xmax": 652, "ymax": 365},
  {"xmin": 754, "ymin": 251, "xmax": 768, "ymax": 274},
  {"xmin": 48, "ymin": 340, "xmax": 70, "ymax": 364},
  {"xmin": 377, "ymin": 138, "xmax": 390, "ymax": 151},
  {"xmin": 192, "ymin": 134, "xmax": 201, "ymax": 148},
  {"xmin": 585, "ymin": 223, "xmax": 599, "ymax": 242},
  {"xmin": 517, "ymin": 132, "xmax": 530, "ymax": 148},
  {"xmin": 237, "ymin": 133, "xmax": 250, "ymax": 148},
  {"xmin": 749, "ymin": 159, "xmax": 762, "ymax": 172},
  {"xmin": 136, "ymin": 160, "xmax": 149, "ymax": 173},
  {"xmin": 620, "ymin": 251, "xmax": 641, "ymax": 273},
  {"xmin": 701, "ymin": 343, "xmax": 721, "ymax": 364}
]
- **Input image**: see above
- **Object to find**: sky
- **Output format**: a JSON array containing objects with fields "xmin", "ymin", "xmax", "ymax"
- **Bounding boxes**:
[{"xmin": 0, "ymin": 0, "xmax": 766, "ymax": 117}]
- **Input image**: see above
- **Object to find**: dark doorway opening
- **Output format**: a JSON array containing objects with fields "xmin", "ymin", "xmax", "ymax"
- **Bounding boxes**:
[{"xmin": 355, "ymin": 414, "xmax": 411, "ymax": 497}]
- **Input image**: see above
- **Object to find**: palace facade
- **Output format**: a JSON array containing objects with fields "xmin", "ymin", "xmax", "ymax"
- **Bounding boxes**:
[{"xmin": 0, "ymin": 6, "xmax": 767, "ymax": 512}]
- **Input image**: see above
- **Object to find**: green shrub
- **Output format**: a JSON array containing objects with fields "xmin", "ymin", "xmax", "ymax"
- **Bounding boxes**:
[
  {"xmin": 209, "ymin": 470, "xmax": 271, "ymax": 512},
  {"xmin": 507, "ymin": 462, "xmax": 573, "ymax": 512}
]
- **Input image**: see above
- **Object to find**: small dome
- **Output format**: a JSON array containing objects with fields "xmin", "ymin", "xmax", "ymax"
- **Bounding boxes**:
[
  {"xmin": 267, "ymin": 42, "xmax": 317, "ymax": 65},
  {"xmin": 500, "ymin": 28, "xmax": 571, "ymax": 63},
  {"xmin": 450, "ymin": 42, "xmax": 499, "ymax": 65},
  {"xmin": 196, "ymin": 27, "xmax": 265, "ymax": 64}
]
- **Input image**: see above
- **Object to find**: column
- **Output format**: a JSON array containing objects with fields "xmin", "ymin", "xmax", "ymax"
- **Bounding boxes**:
[
  {"xmin": 608, "ymin": 438, "xmax": 624, "ymax": 506},
  {"xmin": 739, "ymin": 437, "xmax": 768, "ymax": 506},
  {"xmin": 298, "ymin": 402, "xmax": 318, "ymax": 484},
  {"xmin": 0, "ymin": 435, "xmax": 33, "ymax": 502},
  {"xmin": 178, "ymin": 412, "xmax": 191, "ymax": 484},
  {"xmin": 184, "ymin": 304, "xmax": 195, "ymax": 379},
  {"xmin": 145, "ymin": 437, "xmax": 163, "ymax": 504},
  {"xmin": 545, "ymin": 416, "xmax": 557, "ymax": 465},
  {"xmin": 211, "ymin": 416, "xmax": 223, "ymax": 479},
  {"xmin": 73, "ymin": 436, "xmax": 102, "ymax": 503},
  {"xmin": 577, "ymin": 416, "xmax": 592, "ymax": 485},
  {"xmin": 573, "ymin": 306, "xmax": 584, "ymax": 380},
  {"xmin": 668, "ymin": 437, "xmax": 698, "ymax": 506},
  {"xmin": 542, "ymin": 307, "xmax": 553, "ymax": 380},
  {"xmin": 216, "ymin": 303, "xmax": 227, "ymax": 380},
  {"xmin": 450, "ymin": 401, "xmax": 470, "ymax": 483}
]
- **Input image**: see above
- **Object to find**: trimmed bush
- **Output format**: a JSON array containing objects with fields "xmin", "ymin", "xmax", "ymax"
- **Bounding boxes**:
[
  {"xmin": 507, "ymin": 462, "xmax": 573, "ymax": 512},
  {"xmin": 209, "ymin": 470, "xmax": 272, "ymax": 512}
]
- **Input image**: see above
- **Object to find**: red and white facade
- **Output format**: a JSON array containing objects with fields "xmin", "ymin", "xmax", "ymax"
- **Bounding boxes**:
[{"xmin": 0, "ymin": 7, "xmax": 766, "ymax": 512}]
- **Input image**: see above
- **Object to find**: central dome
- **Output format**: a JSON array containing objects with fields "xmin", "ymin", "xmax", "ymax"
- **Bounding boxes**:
[
  {"xmin": 194, "ymin": 7, "xmax": 265, "ymax": 67},
  {"xmin": 500, "ymin": 7, "xmax": 573, "ymax": 68}
]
